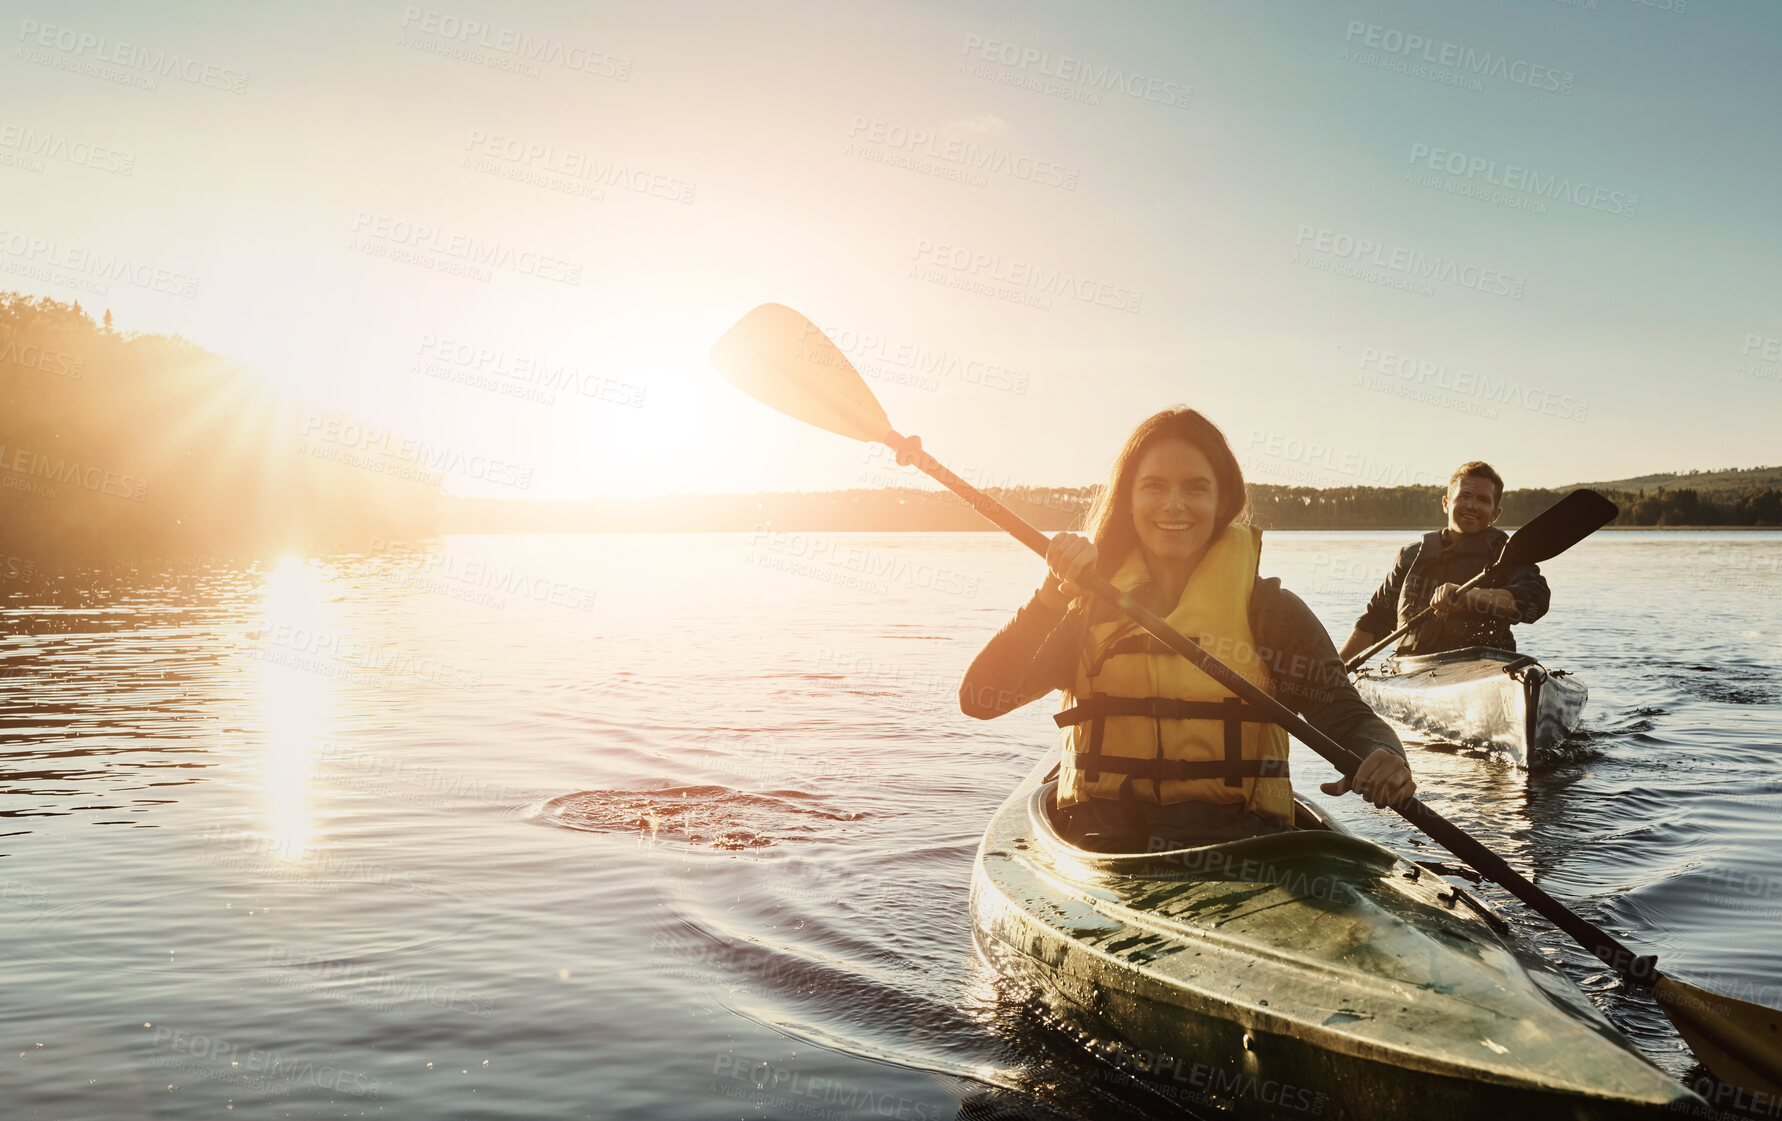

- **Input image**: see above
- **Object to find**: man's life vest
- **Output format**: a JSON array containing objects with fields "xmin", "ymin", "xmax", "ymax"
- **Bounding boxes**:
[
  {"xmin": 1052, "ymin": 523, "xmax": 1293, "ymax": 822},
  {"xmin": 1396, "ymin": 528, "xmax": 1517, "ymax": 655}
]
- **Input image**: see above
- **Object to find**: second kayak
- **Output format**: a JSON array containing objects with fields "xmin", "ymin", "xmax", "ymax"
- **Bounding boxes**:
[{"xmin": 1352, "ymin": 646, "xmax": 1587, "ymax": 767}]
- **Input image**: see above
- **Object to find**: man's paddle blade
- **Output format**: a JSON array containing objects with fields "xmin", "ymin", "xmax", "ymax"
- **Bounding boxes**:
[
  {"xmin": 1498, "ymin": 489, "xmax": 1619, "ymax": 568},
  {"xmin": 1656, "ymin": 976, "xmax": 1782, "ymax": 1095},
  {"xmin": 709, "ymin": 303, "xmax": 894, "ymax": 444}
]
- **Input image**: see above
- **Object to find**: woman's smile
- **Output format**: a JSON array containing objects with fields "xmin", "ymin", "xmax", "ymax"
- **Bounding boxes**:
[{"xmin": 1130, "ymin": 439, "xmax": 1220, "ymax": 572}]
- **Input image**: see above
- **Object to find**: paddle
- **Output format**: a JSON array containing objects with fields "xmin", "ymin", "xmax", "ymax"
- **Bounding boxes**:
[
  {"xmin": 1341, "ymin": 488, "xmax": 1620, "ymax": 675},
  {"xmin": 709, "ymin": 302, "xmax": 1782, "ymax": 1097}
]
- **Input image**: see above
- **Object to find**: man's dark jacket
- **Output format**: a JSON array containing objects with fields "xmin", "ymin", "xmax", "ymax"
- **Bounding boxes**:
[{"xmin": 1355, "ymin": 527, "xmax": 1551, "ymax": 655}]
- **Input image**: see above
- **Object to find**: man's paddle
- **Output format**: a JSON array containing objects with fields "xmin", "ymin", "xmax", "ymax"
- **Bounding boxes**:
[
  {"xmin": 1341, "ymin": 488, "xmax": 1619, "ymax": 675},
  {"xmin": 709, "ymin": 301, "xmax": 1782, "ymax": 1097}
]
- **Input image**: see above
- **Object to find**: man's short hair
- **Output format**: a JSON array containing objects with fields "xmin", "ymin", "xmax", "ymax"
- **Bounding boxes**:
[{"xmin": 1448, "ymin": 461, "xmax": 1504, "ymax": 505}]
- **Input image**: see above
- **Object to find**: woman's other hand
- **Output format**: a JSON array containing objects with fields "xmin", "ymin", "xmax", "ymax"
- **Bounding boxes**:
[
  {"xmin": 1320, "ymin": 748, "xmax": 1416, "ymax": 809},
  {"xmin": 1037, "ymin": 533, "xmax": 1098, "ymax": 610}
]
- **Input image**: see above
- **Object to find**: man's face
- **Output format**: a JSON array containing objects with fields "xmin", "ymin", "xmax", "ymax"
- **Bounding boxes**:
[{"xmin": 1442, "ymin": 474, "xmax": 1501, "ymax": 536}]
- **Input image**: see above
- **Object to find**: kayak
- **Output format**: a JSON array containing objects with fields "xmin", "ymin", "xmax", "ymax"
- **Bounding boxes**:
[
  {"xmin": 1352, "ymin": 646, "xmax": 1587, "ymax": 768},
  {"xmin": 970, "ymin": 756, "xmax": 1701, "ymax": 1119}
]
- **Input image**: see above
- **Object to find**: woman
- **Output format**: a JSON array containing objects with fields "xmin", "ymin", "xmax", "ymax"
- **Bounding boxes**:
[{"xmin": 959, "ymin": 408, "xmax": 1415, "ymax": 852}]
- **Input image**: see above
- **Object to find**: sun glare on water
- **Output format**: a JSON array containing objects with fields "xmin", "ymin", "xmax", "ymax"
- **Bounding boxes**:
[{"xmin": 251, "ymin": 554, "xmax": 343, "ymax": 863}]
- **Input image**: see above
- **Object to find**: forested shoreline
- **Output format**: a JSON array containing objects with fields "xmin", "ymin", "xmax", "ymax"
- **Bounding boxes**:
[
  {"xmin": 4, "ymin": 290, "xmax": 1775, "ymax": 566},
  {"xmin": 1, "ymin": 293, "xmax": 436, "ymax": 562},
  {"xmin": 443, "ymin": 479, "xmax": 1782, "ymax": 534}
]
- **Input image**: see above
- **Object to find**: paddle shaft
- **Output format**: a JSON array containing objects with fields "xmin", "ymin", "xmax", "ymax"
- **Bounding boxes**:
[
  {"xmin": 896, "ymin": 430, "xmax": 1661, "ymax": 987},
  {"xmin": 1341, "ymin": 565, "xmax": 1497, "ymax": 674}
]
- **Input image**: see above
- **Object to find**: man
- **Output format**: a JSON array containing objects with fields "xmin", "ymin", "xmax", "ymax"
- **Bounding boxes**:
[{"xmin": 1338, "ymin": 461, "xmax": 1551, "ymax": 661}]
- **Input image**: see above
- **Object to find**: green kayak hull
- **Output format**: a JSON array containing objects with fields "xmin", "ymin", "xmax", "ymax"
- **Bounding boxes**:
[{"xmin": 970, "ymin": 758, "xmax": 1701, "ymax": 1119}]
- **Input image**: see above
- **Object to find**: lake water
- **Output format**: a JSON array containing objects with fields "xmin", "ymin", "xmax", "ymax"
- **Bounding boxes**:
[{"xmin": 2, "ymin": 529, "xmax": 1779, "ymax": 1119}]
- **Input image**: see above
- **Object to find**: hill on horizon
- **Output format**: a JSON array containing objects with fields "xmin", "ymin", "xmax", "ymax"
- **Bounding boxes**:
[{"xmin": 1566, "ymin": 465, "xmax": 1782, "ymax": 496}]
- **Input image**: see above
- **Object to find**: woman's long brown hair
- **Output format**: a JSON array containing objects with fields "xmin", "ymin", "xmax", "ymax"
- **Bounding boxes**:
[{"xmin": 1079, "ymin": 408, "xmax": 1248, "ymax": 579}]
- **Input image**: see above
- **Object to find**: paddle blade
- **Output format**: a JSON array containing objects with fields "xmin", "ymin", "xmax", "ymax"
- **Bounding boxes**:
[
  {"xmin": 1656, "ymin": 976, "xmax": 1782, "ymax": 1095},
  {"xmin": 1498, "ymin": 489, "xmax": 1619, "ymax": 568},
  {"xmin": 709, "ymin": 303, "xmax": 895, "ymax": 444}
]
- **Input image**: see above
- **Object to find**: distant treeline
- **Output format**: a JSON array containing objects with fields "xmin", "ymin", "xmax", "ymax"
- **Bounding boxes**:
[
  {"xmin": 1248, "ymin": 483, "xmax": 1782, "ymax": 529},
  {"xmin": 7, "ymin": 290, "xmax": 1774, "ymax": 564},
  {"xmin": 446, "ymin": 481, "xmax": 1782, "ymax": 534},
  {"xmin": 1, "ymin": 293, "xmax": 438, "ymax": 562}
]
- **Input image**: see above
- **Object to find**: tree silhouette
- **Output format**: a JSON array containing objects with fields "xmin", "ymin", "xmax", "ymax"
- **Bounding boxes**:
[{"xmin": 2, "ymin": 291, "xmax": 440, "ymax": 563}]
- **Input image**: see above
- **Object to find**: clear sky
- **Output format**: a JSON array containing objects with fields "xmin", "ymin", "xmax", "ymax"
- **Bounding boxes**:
[{"xmin": 4, "ymin": 0, "xmax": 1778, "ymax": 498}]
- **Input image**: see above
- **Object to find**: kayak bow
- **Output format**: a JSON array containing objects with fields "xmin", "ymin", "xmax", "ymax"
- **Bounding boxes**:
[
  {"xmin": 1353, "ymin": 646, "xmax": 1588, "ymax": 768},
  {"xmin": 971, "ymin": 757, "xmax": 1702, "ymax": 1120}
]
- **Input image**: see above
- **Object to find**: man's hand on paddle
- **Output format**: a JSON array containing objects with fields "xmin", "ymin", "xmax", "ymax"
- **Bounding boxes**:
[
  {"xmin": 1321, "ymin": 748, "xmax": 1416, "ymax": 808},
  {"xmin": 1430, "ymin": 582, "xmax": 1473, "ymax": 616},
  {"xmin": 1432, "ymin": 582, "xmax": 1518, "ymax": 619}
]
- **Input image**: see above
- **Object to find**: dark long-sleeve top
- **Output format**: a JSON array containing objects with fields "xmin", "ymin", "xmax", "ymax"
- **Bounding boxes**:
[
  {"xmin": 959, "ymin": 579, "xmax": 1405, "ymax": 765},
  {"xmin": 1354, "ymin": 528, "xmax": 1550, "ymax": 654}
]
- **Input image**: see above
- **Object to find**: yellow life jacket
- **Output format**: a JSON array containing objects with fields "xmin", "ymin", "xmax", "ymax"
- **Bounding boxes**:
[{"xmin": 1053, "ymin": 522, "xmax": 1293, "ymax": 822}]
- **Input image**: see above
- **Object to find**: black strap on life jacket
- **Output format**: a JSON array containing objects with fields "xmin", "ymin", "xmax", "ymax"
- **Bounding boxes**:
[{"xmin": 1053, "ymin": 694, "xmax": 1289, "ymax": 788}]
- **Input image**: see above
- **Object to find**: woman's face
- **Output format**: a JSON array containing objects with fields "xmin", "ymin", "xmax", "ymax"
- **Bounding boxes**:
[{"xmin": 1129, "ymin": 439, "xmax": 1221, "ymax": 565}]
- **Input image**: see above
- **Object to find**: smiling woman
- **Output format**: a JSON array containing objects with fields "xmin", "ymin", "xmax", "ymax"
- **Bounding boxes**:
[{"xmin": 959, "ymin": 407, "xmax": 1418, "ymax": 853}]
